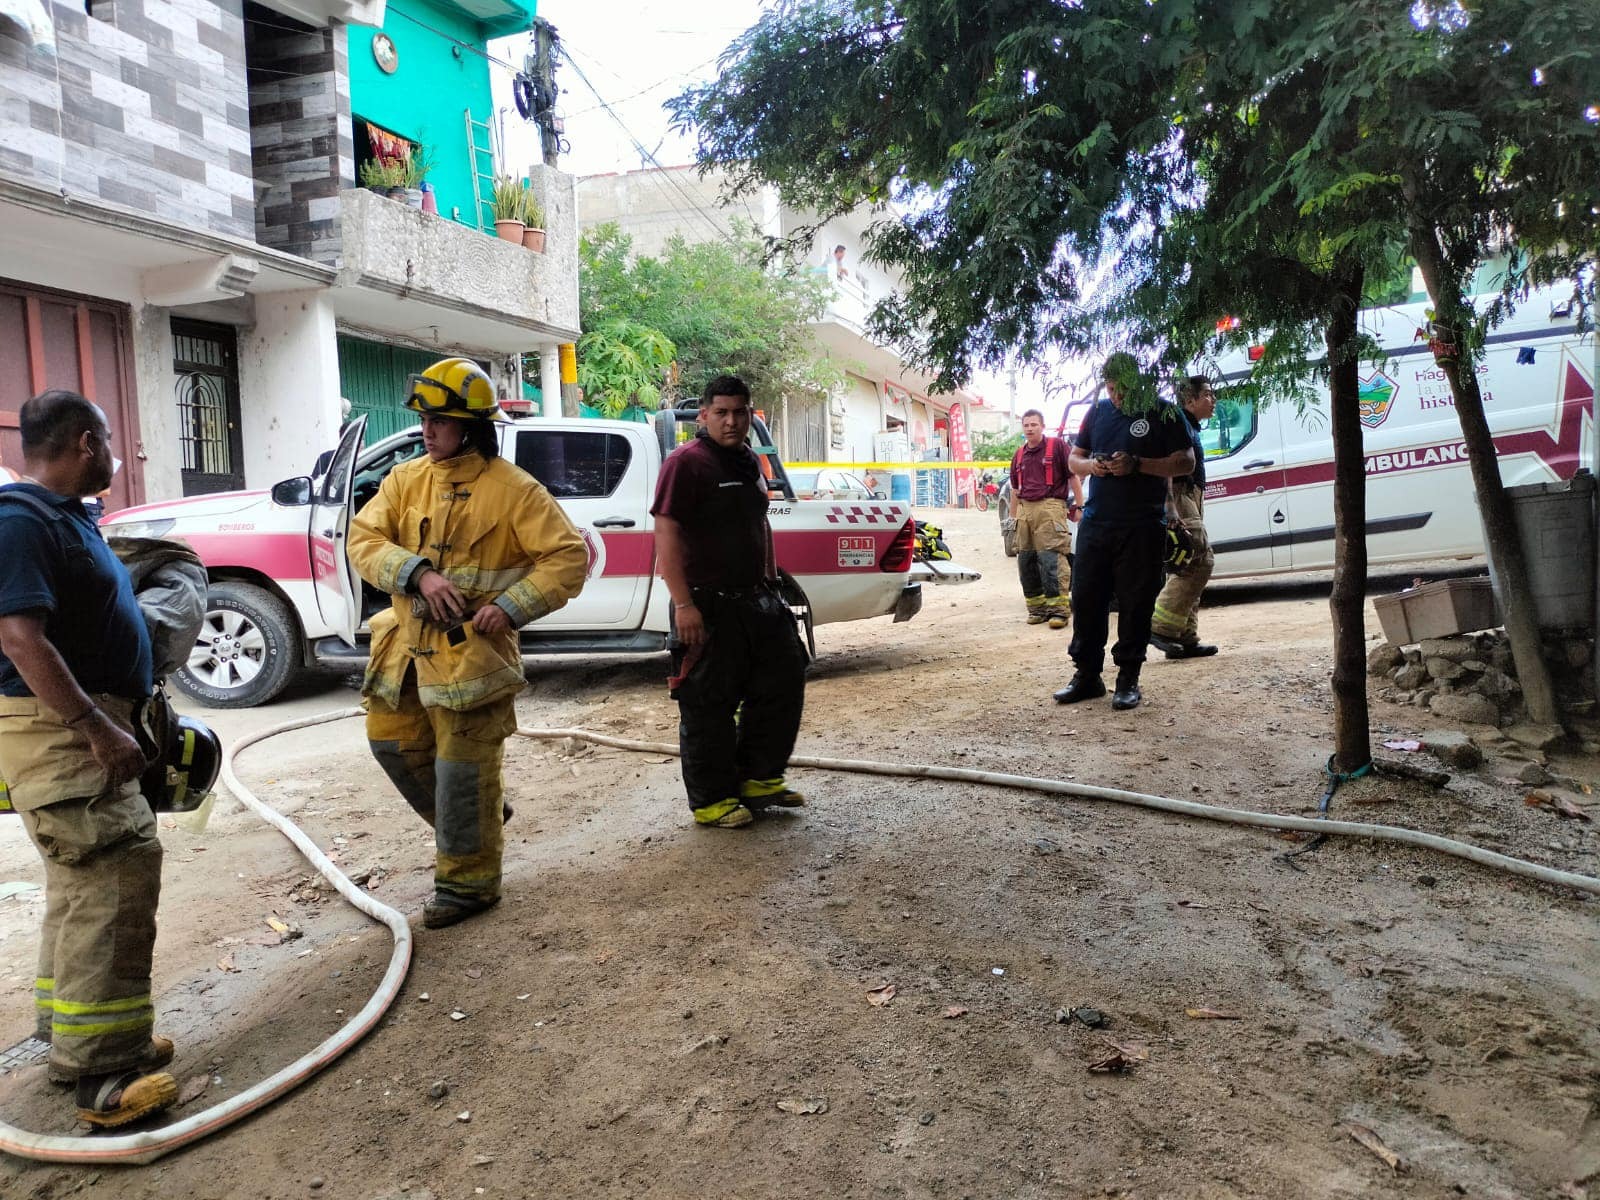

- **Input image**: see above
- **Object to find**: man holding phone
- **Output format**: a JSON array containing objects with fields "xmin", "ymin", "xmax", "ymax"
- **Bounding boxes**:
[{"xmin": 1054, "ymin": 354, "xmax": 1194, "ymax": 711}]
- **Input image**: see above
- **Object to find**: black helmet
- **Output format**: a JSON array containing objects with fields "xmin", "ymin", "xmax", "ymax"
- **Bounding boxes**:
[{"xmin": 137, "ymin": 696, "xmax": 222, "ymax": 813}]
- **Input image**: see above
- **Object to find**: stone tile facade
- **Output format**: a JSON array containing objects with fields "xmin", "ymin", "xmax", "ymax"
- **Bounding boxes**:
[
  {"xmin": 0, "ymin": 0, "xmax": 255, "ymax": 237},
  {"xmin": 243, "ymin": 1, "xmax": 351, "ymax": 264}
]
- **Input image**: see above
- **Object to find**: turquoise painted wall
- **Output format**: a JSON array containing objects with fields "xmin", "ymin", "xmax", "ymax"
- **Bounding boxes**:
[{"xmin": 348, "ymin": 0, "xmax": 506, "ymax": 231}]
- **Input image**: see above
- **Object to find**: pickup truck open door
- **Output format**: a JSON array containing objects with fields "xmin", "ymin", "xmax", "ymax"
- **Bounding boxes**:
[{"xmin": 312, "ymin": 416, "xmax": 366, "ymax": 647}]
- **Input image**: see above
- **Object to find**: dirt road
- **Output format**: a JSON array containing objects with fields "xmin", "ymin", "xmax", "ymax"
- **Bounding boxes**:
[{"xmin": 2, "ymin": 507, "xmax": 1597, "ymax": 1199}]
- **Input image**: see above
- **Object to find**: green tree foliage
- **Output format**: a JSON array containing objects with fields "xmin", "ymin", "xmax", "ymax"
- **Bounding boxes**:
[
  {"xmin": 971, "ymin": 430, "xmax": 1023, "ymax": 465},
  {"xmin": 670, "ymin": 1, "xmax": 1188, "ymax": 392},
  {"xmin": 578, "ymin": 223, "xmax": 840, "ymax": 411},
  {"xmin": 575, "ymin": 319, "xmax": 675, "ymax": 419}
]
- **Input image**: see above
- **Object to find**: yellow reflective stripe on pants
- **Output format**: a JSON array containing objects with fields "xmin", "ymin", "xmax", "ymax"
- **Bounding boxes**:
[
  {"xmin": 52, "ymin": 993, "xmax": 154, "ymax": 1016},
  {"xmin": 53, "ymin": 1013, "xmax": 155, "ymax": 1040}
]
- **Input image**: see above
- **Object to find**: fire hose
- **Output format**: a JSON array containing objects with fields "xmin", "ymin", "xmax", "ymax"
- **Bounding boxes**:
[{"xmin": 3, "ymin": 708, "xmax": 1596, "ymax": 1164}]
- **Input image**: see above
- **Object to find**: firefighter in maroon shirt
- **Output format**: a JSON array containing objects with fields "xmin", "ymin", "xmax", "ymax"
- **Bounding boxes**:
[
  {"xmin": 651, "ymin": 375, "xmax": 808, "ymax": 829},
  {"xmin": 1007, "ymin": 409, "xmax": 1083, "ymax": 629}
]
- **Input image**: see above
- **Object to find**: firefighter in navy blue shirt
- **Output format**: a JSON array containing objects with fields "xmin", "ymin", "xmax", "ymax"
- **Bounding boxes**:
[
  {"xmin": 1053, "ymin": 354, "xmax": 1195, "ymax": 711},
  {"xmin": 0, "ymin": 390, "xmax": 178, "ymax": 1128}
]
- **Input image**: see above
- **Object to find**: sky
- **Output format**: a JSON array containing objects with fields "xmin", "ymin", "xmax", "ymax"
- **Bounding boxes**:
[
  {"xmin": 490, "ymin": 0, "xmax": 765, "ymax": 180},
  {"xmin": 487, "ymin": 1, "xmax": 1064, "ymax": 418}
]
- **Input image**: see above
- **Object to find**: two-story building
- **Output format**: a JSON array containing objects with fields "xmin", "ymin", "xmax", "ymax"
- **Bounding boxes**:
[
  {"xmin": 575, "ymin": 164, "xmax": 984, "ymax": 505},
  {"xmin": 0, "ymin": 0, "xmax": 577, "ymax": 509}
]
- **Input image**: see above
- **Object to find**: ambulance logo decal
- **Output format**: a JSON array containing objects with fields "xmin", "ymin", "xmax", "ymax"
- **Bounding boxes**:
[{"xmin": 1358, "ymin": 371, "xmax": 1399, "ymax": 429}]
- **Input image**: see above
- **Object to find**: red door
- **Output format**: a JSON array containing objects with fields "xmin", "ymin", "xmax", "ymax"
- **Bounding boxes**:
[{"xmin": 0, "ymin": 279, "xmax": 144, "ymax": 510}]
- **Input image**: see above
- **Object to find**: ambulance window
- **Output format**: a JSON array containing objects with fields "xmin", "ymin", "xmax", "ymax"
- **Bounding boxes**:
[
  {"xmin": 1199, "ymin": 400, "xmax": 1258, "ymax": 459},
  {"xmin": 515, "ymin": 431, "xmax": 633, "ymax": 498}
]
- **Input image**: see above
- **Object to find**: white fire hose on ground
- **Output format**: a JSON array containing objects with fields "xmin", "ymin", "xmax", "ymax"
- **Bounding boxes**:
[{"xmin": 2, "ymin": 708, "xmax": 1594, "ymax": 1163}]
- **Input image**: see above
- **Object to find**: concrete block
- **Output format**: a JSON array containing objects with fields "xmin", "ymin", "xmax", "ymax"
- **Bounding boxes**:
[
  {"xmin": 1420, "ymin": 731, "xmax": 1482, "ymax": 769},
  {"xmin": 1419, "ymin": 637, "xmax": 1476, "ymax": 662},
  {"xmin": 1505, "ymin": 723, "xmax": 1564, "ymax": 751},
  {"xmin": 1429, "ymin": 692, "xmax": 1500, "ymax": 727}
]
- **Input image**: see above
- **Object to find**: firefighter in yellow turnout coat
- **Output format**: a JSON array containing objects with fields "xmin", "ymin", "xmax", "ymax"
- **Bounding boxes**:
[{"xmin": 349, "ymin": 359, "xmax": 587, "ymax": 928}]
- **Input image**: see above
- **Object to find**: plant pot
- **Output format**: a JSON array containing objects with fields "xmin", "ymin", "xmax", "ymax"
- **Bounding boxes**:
[
  {"xmin": 403, "ymin": 188, "xmax": 423, "ymax": 209},
  {"xmin": 385, "ymin": 186, "xmax": 408, "ymax": 202},
  {"xmin": 494, "ymin": 219, "xmax": 525, "ymax": 243},
  {"xmin": 521, "ymin": 226, "xmax": 546, "ymax": 252}
]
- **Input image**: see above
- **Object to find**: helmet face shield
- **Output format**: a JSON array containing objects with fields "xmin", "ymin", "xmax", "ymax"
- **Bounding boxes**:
[
  {"xmin": 403, "ymin": 358, "xmax": 506, "ymax": 421},
  {"xmin": 405, "ymin": 372, "xmax": 455, "ymax": 412}
]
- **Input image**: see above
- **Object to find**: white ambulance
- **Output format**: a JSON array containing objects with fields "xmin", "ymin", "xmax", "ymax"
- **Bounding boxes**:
[{"xmin": 1064, "ymin": 290, "xmax": 1594, "ymax": 577}]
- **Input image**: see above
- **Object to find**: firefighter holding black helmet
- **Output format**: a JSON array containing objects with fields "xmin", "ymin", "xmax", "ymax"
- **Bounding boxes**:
[{"xmin": 349, "ymin": 358, "xmax": 587, "ymax": 929}]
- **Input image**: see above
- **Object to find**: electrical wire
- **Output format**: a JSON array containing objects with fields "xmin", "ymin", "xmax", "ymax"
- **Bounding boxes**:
[{"xmin": 560, "ymin": 48, "xmax": 739, "ymax": 247}]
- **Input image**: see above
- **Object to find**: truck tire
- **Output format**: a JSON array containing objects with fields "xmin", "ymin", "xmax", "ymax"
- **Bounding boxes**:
[{"xmin": 172, "ymin": 581, "xmax": 300, "ymax": 709}]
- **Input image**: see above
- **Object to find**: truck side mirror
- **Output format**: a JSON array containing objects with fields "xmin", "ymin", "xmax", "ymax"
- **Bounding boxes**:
[
  {"xmin": 271, "ymin": 476, "xmax": 313, "ymax": 507},
  {"xmin": 312, "ymin": 449, "xmax": 335, "ymax": 477}
]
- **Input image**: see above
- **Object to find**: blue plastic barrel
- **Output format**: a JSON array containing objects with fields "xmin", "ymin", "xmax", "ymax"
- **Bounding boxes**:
[{"xmin": 890, "ymin": 472, "xmax": 912, "ymax": 502}]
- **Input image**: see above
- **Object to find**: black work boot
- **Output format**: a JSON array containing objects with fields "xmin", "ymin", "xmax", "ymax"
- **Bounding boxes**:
[
  {"xmin": 1053, "ymin": 672, "xmax": 1107, "ymax": 704},
  {"xmin": 1111, "ymin": 670, "xmax": 1142, "ymax": 710}
]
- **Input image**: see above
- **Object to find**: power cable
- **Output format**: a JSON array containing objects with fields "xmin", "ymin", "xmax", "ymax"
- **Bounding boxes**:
[{"xmin": 561, "ymin": 49, "xmax": 738, "ymax": 247}]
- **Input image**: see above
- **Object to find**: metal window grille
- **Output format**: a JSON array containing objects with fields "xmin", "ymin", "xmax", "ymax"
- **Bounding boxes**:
[{"xmin": 172, "ymin": 332, "xmax": 235, "ymax": 478}]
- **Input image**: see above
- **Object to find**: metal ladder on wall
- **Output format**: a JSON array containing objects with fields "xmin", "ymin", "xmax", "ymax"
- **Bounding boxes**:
[{"xmin": 465, "ymin": 109, "xmax": 500, "ymax": 232}]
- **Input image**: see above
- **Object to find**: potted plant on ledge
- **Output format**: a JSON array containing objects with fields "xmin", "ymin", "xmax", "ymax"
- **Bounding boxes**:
[
  {"xmin": 520, "ymin": 187, "xmax": 546, "ymax": 252},
  {"xmin": 492, "ymin": 175, "xmax": 526, "ymax": 243},
  {"xmin": 359, "ymin": 157, "xmax": 408, "ymax": 199}
]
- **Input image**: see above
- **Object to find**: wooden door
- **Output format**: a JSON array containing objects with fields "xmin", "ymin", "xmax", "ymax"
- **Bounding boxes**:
[{"xmin": 0, "ymin": 279, "xmax": 143, "ymax": 509}]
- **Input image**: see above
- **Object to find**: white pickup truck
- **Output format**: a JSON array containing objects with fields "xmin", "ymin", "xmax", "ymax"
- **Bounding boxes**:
[{"xmin": 101, "ymin": 408, "xmax": 978, "ymax": 707}]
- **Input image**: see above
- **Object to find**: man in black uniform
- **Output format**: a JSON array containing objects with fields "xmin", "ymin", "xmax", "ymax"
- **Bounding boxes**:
[
  {"xmin": 1053, "ymin": 354, "xmax": 1195, "ymax": 711},
  {"xmin": 651, "ymin": 375, "xmax": 808, "ymax": 829}
]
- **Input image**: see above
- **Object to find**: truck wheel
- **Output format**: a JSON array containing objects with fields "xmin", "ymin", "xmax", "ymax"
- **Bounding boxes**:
[{"xmin": 172, "ymin": 581, "xmax": 300, "ymax": 709}]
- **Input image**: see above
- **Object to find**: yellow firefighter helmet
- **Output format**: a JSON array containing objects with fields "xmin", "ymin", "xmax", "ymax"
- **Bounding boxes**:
[{"xmin": 404, "ymin": 357, "xmax": 505, "ymax": 421}]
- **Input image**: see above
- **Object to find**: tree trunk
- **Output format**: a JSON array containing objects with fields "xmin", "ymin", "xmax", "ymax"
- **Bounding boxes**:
[
  {"xmin": 1407, "ymin": 230, "xmax": 1560, "ymax": 727},
  {"xmin": 1326, "ymin": 265, "xmax": 1373, "ymax": 774}
]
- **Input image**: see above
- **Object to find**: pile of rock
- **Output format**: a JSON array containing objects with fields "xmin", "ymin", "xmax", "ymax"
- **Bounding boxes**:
[{"xmin": 1368, "ymin": 629, "xmax": 1596, "ymax": 729}]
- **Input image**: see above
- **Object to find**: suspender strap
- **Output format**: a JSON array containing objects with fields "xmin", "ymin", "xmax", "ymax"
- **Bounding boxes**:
[{"xmin": 1012, "ymin": 439, "xmax": 1058, "ymax": 493}]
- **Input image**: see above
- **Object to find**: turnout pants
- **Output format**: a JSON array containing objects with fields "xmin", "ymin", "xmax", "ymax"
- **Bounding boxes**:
[
  {"xmin": 1068, "ymin": 519, "xmax": 1167, "ymax": 677},
  {"xmin": 670, "ymin": 588, "xmax": 807, "ymax": 813},
  {"xmin": 366, "ymin": 673, "xmax": 517, "ymax": 903},
  {"xmin": 1151, "ymin": 484, "xmax": 1215, "ymax": 645},
  {"xmin": 1014, "ymin": 497, "xmax": 1072, "ymax": 615},
  {"xmin": 0, "ymin": 696, "xmax": 162, "ymax": 1079}
]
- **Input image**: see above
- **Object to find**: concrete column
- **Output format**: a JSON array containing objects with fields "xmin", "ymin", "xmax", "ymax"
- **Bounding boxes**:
[
  {"xmin": 540, "ymin": 346, "xmax": 561, "ymax": 419},
  {"xmin": 127, "ymin": 303, "xmax": 182, "ymax": 504},
  {"xmin": 236, "ymin": 289, "xmax": 342, "ymax": 488}
]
